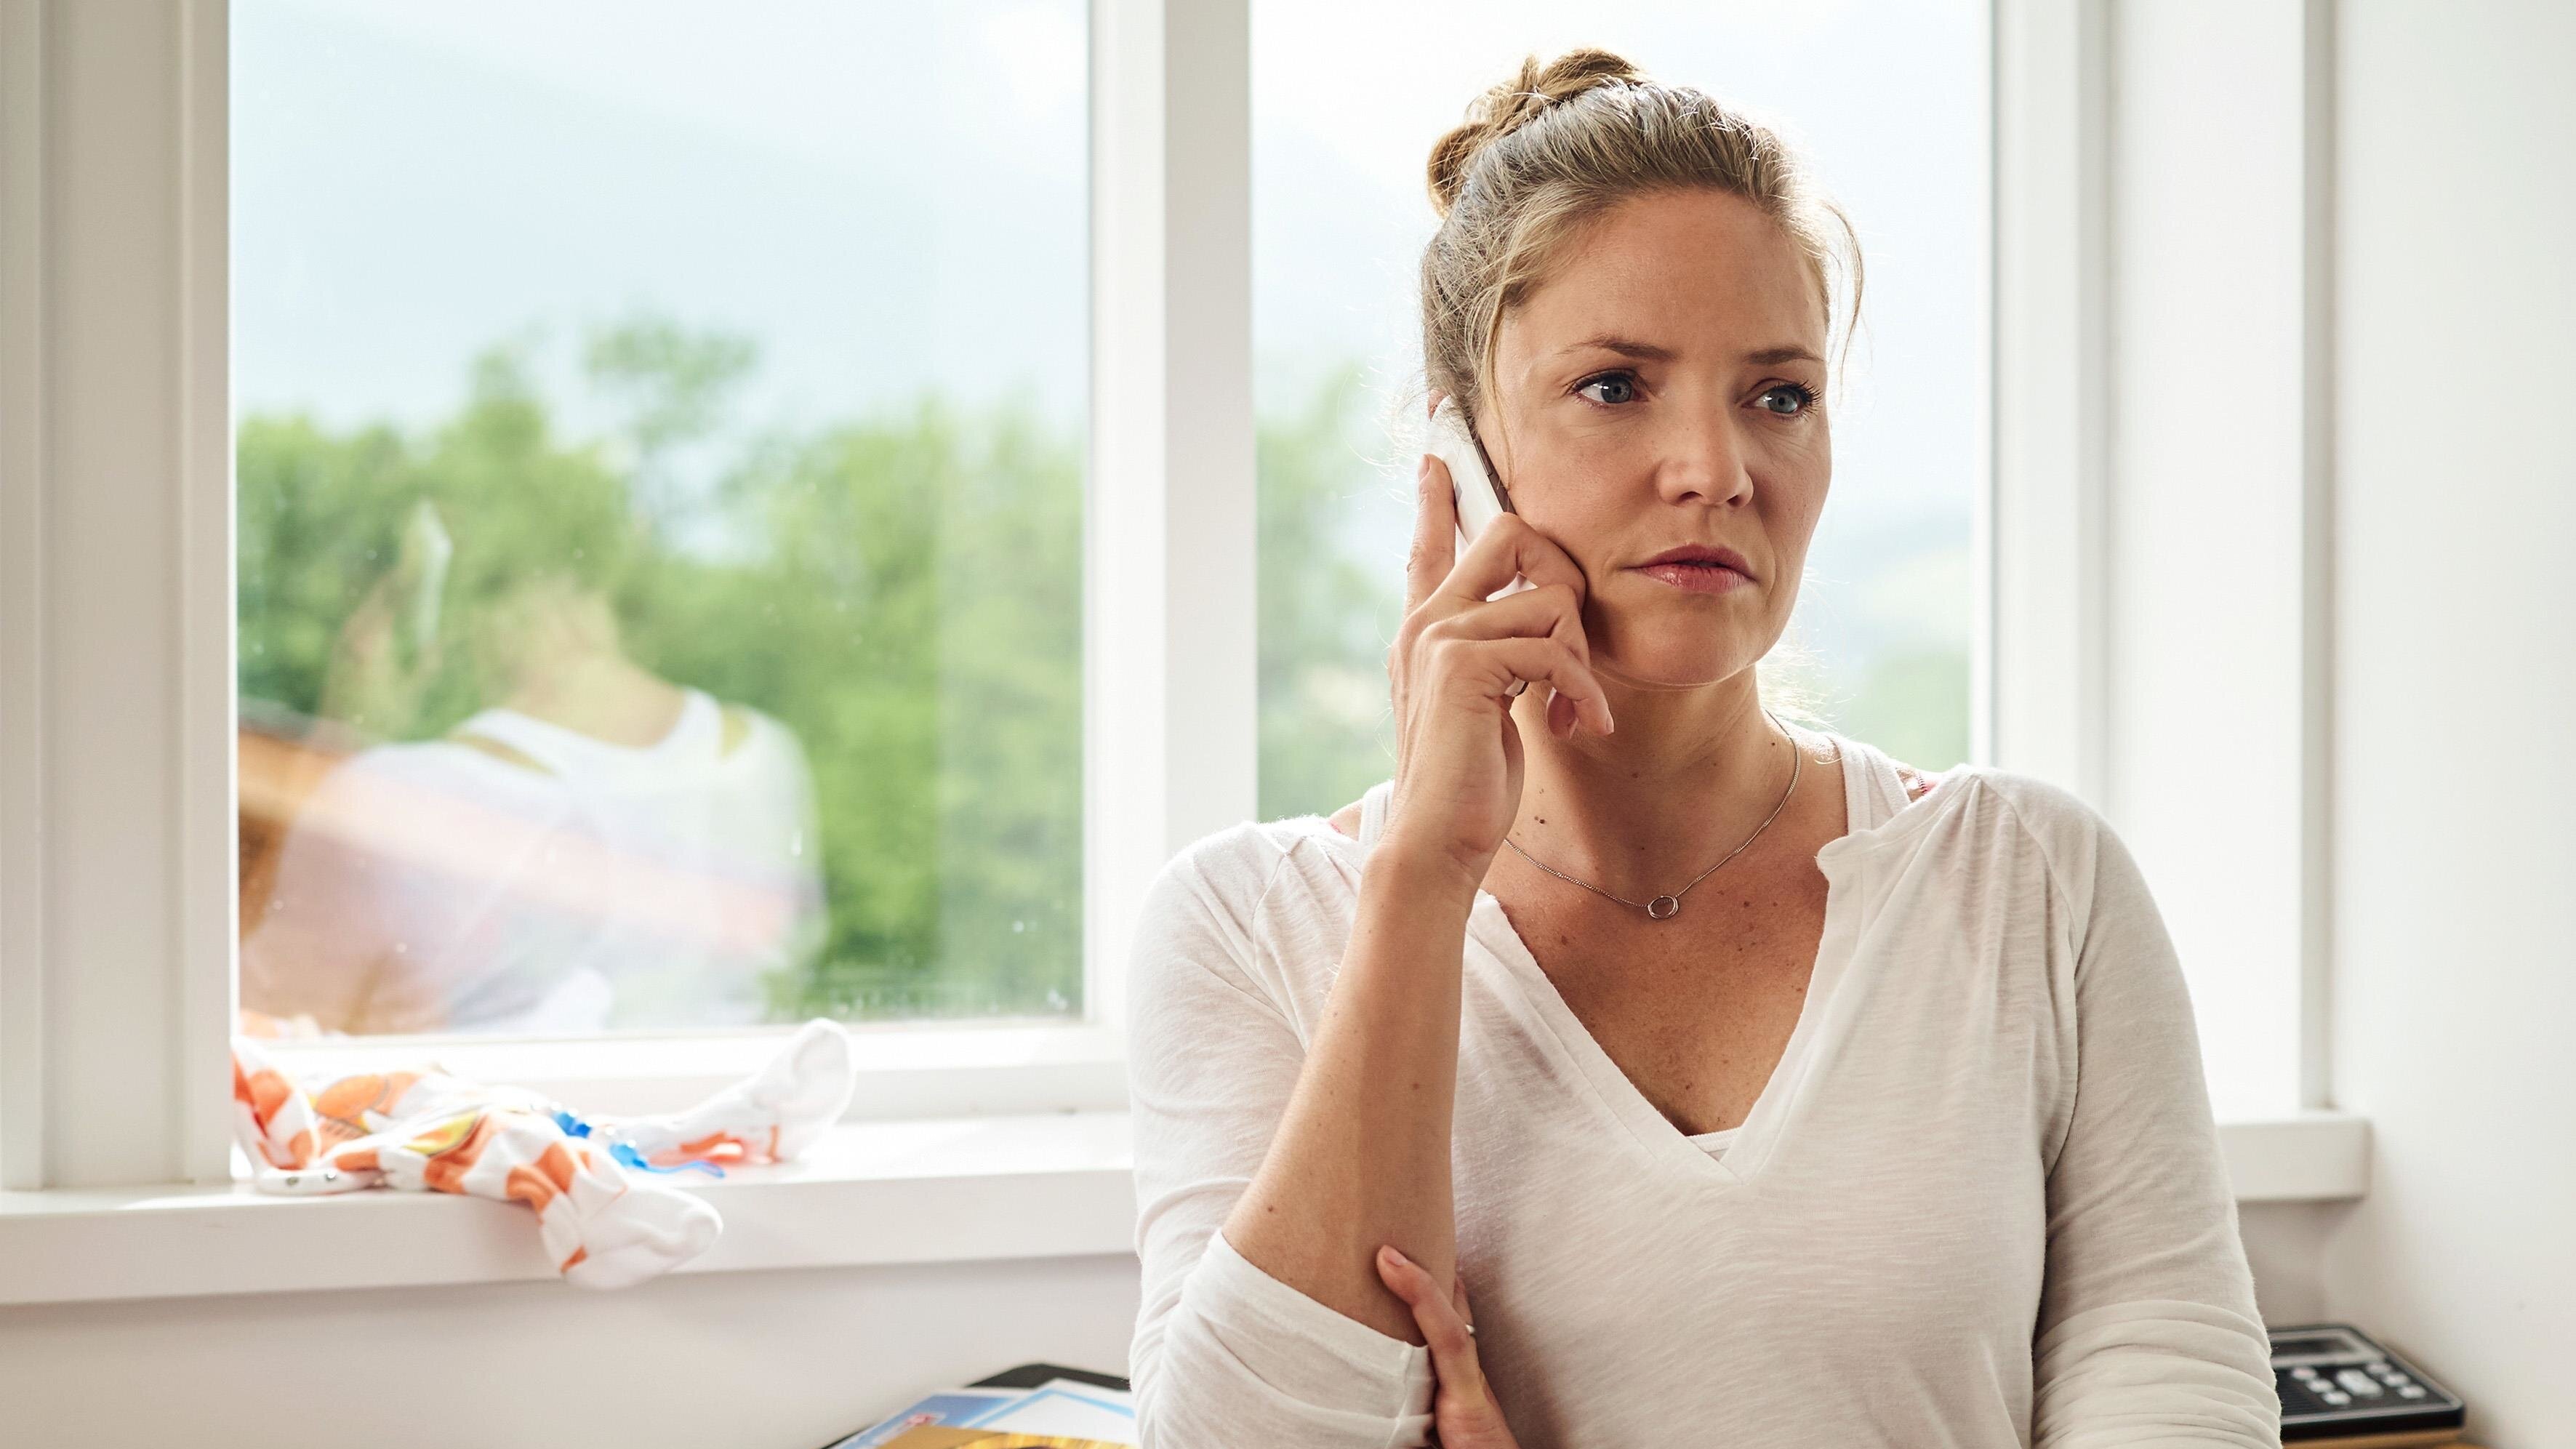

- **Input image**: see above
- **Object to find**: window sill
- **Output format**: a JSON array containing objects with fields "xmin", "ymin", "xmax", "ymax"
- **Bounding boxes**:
[
  {"xmin": 0, "ymin": 1110, "xmax": 1137, "ymax": 1306},
  {"xmin": 0, "ymin": 1111, "xmax": 2362, "ymax": 1307},
  {"xmin": 2217, "ymin": 1110, "xmax": 2370, "ymax": 1203}
]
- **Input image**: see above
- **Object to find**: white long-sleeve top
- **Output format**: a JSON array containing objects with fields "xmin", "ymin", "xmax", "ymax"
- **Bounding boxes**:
[{"xmin": 1124, "ymin": 731, "xmax": 2279, "ymax": 1448}]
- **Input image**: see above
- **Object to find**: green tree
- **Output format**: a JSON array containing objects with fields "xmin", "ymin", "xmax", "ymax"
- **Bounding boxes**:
[
  {"xmin": 647, "ymin": 389, "xmax": 1084, "ymax": 1019},
  {"xmin": 1256, "ymin": 361, "xmax": 1409, "ymax": 823},
  {"xmin": 238, "ymin": 343, "xmax": 640, "ymax": 744}
]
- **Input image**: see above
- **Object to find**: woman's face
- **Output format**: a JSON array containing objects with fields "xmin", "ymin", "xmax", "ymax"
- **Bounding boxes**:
[{"xmin": 1482, "ymin": 187, "xmax": 1831, "ymax": 690}]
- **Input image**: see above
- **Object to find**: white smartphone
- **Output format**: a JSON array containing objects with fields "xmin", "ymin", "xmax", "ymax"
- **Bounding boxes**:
[
  {"xmin": 393, "ymin": 497, "xmax": 452, "ymax": 665},
  {"xmin": 1424, "ymin": 396, "xmax": 1535, "ymax": 600}
]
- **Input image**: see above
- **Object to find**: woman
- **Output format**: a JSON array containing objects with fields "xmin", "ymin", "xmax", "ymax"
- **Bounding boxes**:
[
  {"xmin": 243, "ymin": 558, "xmax": 825, "ymax": 1037},
  {"xmin": 1126, "ymin": 49, "xmax": 2275, "ymax": 1448}
]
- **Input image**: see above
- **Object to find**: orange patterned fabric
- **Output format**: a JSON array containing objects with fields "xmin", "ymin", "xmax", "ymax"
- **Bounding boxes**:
[{"xmin": 225, "ymin": 1019, "xmax": 855, "ymax": 1290}]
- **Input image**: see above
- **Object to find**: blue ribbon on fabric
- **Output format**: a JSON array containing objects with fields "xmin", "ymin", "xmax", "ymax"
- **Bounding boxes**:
[{"xmin": 550, "ymin": 1109, "xmax": 726, "ymax": 1178}]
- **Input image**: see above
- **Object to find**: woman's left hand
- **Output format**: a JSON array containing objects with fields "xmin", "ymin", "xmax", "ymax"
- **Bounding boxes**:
[{"xmin": 1376, "ymin": 1245, "xmax": 1521, "ymax": 1449}]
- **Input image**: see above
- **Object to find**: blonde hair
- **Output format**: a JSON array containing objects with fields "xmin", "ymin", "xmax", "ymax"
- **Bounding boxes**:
[
  {"xmin": 1415, "ymin": 47, "xmax": 1863, "ymax": 726},
  {"xmin": 1421, "ymin": 47, "xmax": 1863, "ymax": 438}
]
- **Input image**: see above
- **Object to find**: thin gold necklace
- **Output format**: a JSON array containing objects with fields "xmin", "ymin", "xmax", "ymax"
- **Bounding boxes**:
[{"xmin": 1500, "ymin": 708, "xmax": 1804, "ymax": 921}]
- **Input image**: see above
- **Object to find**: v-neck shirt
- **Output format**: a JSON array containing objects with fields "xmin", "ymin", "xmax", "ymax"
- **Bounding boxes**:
[
  {"xmin": 1349, "ymin": 762, "xmax": 1838, "ymax": 1166},
  {"xmin": 1123, "ymin": 731, "xmax": 2275, "ymax": 1448}
]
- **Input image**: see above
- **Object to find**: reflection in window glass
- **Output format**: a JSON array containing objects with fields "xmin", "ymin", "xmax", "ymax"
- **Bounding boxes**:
[
  {"xmin": 233, "ymin": 1, "xmax": 1088, "ymax": 1037},
  {"xmin": 1253, "ymin": 3, "xmax": 1984, "ymax": 819}
]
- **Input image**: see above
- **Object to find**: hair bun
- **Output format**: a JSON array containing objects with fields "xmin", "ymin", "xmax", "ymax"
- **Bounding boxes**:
[{"xmin": 1426, "ymin": 48, "xmax": 1645, "ymax": 220}]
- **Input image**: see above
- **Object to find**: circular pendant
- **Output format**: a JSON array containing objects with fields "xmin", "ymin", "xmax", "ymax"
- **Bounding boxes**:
[{"xmin": 1646, "ymin": 894, "xmax": 1681, "ymax": 920}]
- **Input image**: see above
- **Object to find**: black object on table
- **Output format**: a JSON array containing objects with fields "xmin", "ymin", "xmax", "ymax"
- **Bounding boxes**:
[{"xmin": 966, "ymin": 1362, "xmax": 1131, "ymax": 1394}]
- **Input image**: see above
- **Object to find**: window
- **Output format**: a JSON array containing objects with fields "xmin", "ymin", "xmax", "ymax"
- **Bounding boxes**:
[
  {"xmin": 1251, "ymin": 1, "xmax": 1988, "ymax": 819},
  {"xmin": 230, "ymin": 0, "xmax": 1090, "ymax": 1039},
  {"xmin": 0, "ymin": 1, "xmax": 2336, "ymax": 1202}
]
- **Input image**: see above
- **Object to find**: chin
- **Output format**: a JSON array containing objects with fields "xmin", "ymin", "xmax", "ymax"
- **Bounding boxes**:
[
  {"xmin": 1576, "ymin": 582, "xmax": 1782, "ymax": 689},
  {"xmin": 1594, "ymin": 637, "xmax": 1766, "ymax": 690}
]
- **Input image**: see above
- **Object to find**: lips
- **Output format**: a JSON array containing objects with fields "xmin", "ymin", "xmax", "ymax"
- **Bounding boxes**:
[
  {"xmin": 1635, "ymin": 561, "xmax": 1752, "ymax": 595},
  {"xmin": 1628, "ymin": 542, "xmax": 1754, "ymax": 597},
  {"xmin": 1632, "ymin": 544, "xmax": 1754, "ymax": 578}
]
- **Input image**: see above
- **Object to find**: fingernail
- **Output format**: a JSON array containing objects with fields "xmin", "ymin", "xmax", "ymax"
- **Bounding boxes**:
[{"xmin": 1380, "ymin": 1245, "xmax": 1408, "ymax": 1268}]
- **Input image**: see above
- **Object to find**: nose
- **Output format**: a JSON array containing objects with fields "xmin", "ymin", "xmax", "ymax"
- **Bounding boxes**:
[{"xmin": 1654, "ymin": 402, "xmax": 1756, "ymax": 509}]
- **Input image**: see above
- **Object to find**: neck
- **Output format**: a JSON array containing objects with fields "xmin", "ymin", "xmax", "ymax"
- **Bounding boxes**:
[
  {"xmin": 501, "ymin": 652, "xmax": 689, "ymax": 748},
  {"xmin": 1500, "ymin": 671, "xmax": 1811, "ymax": 900}
]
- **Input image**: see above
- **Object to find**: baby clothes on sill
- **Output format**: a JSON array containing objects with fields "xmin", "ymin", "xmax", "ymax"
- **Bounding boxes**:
[{"xmin": 229, "ymin": 1016, "xmax": 858, "ymax": 1288}]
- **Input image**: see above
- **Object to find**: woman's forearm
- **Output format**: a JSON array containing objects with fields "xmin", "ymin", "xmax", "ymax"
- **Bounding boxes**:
[{"xmin": 1219, "ymin": 851, "xmax": 1480, "ymax": 1345}]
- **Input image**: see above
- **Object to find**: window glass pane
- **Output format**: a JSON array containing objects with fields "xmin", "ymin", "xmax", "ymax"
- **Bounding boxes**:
[
  {"xmin": 233, "ymin": 1, "xmax": 1088, "ymax": 1037},
  {"xmin": 1253, "ymin": 3, "xmax": 1984, "ymax": 819}
]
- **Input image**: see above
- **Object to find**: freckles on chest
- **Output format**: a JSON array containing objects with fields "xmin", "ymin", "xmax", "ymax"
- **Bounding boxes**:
[
  {"xmin": 1525, "ymin": 846, "xmax": 1828, "ymax": 976},
  {"xmin": 1523, "ymin": 898, "xmax": 1834, "ymax": 1125}
]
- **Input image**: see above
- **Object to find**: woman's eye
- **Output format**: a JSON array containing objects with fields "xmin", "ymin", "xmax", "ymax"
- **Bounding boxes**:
[
  {"xmin": 1756, "ymin": 384, "xmax": 1817, "ymax": 417},
  {"xmin": 1576, "ymin": 372, "xmax": 1638, "ymax": 406}
]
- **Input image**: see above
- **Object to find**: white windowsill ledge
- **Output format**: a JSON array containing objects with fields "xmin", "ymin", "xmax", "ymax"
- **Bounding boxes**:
[
  {"xmin": 0, "ymin": 1111, "xmax": 1139, "ymax": 1306},
  {"xmin": 0, "ymin": 1110, "xmax": 2363, "ymax": 1308}
]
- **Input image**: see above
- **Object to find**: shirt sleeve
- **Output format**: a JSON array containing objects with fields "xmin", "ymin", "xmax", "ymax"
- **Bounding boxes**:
[
  {"xmin": 1124, "ymin": 836, "xmax": 1436, "ymax": 1449},
  {"xmin": 2031, "ymin": 812, "xmax": 2283, "ymax": 1447}
]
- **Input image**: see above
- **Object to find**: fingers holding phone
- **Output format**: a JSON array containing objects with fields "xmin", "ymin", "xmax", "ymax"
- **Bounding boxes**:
[
  {"xmin": 1425, "ymin": 398, "xmax": 1530, "ymax": 606},
  {"xmin": 1384, "ymin": 430, "xmax": 1613, "ymax": 891}
]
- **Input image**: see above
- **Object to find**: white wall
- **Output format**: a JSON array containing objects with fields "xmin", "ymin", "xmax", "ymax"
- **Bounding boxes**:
[
  {"xmin": 0, "ymin": 1208, "xmax": 2357, "ymax": 1448},
  {"xmin": 2241, "ymin": 1201, "xmax": 2333, "ymax": 1325},
  {"xmin": 0, "ymin": 1254, "xmax": 1142, "ymax": 1448},
  {"xmin": 2103, "ymin": 0, "xmax": 2314, "ymax": 1122},
  {"xmin": 9, "ymin": 4, "xmax": 2572, "ymax": 1445},
  {"xmin": 0, "ymin": 1214, "xmax": 2343, "ymax": 1449},
  {"xmin": 2316, "ymin": 3, "xmax": 2576, "ymax": 1445}
]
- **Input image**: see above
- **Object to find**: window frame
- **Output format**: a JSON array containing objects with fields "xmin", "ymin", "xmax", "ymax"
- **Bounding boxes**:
[
  {"xmin": 1991, "ymin": 0, "xmax": 2341, "ymax": 1119},
  {"xmin": 0, "ymin": 0, "xmax": 2344, "ymax": 1203},
  {"xmin": 2, "ymin": 0, "xmax": 241, "ymax": 1190},
  {"xmin": 0, "ymin": 0, "xmax": 1256, "ymax": 1190}
]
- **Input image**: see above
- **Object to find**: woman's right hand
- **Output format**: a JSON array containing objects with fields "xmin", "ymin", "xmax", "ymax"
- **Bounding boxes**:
[
  {"xmin": 316, "ymin": 565, "xmax": 444, "ymax": 744},
  {"xmin": 1381, "ymin": 419, "xmax": 1615, "ymax": 895},
  {"xmin": 1376, "ymin": 1245, "xmax": 1521, "ymax": 1449}
]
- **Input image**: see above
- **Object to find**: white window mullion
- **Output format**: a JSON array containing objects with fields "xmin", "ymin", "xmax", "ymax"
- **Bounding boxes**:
[
  {"xmin": 1990, "ymin": 0, "xmax": 2113, "ymax": 800},
  {"xmin": 1086, "ymin": 0, "xmax": 1256, "ymax": 1042},
  {"xmin": 2100, "ymin": 0, "xmax": 2322, "ymax": 1120},
  {"xmin": 2295, "ymin": 0, "xmax": 2338, "ymax": 1116},
  {"xmin": 1994, "ymin": 0, "xmax": 2335, "ymax": 1120},
  {"xmin": 0, "ymin": 0, "xmax": 236, "ymax": 1190},
  {"xmin": 176, "ymin": 0, "xmax": 237, "ymax": 1184},
  {"xmin": 0, "ymin": 0, "xmax": 51, "ymax": 1195}
]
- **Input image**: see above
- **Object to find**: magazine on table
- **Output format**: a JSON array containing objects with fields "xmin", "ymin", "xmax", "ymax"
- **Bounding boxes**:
[{"xmin": 827, "ymin": 1373, "xmax": 1136, "ymax": 1448}]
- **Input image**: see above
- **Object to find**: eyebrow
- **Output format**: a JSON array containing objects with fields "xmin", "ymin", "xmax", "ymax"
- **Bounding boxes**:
[{"xmin": 1553, "ymin": 336, "xmax": 1823, "ymax": 368}]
